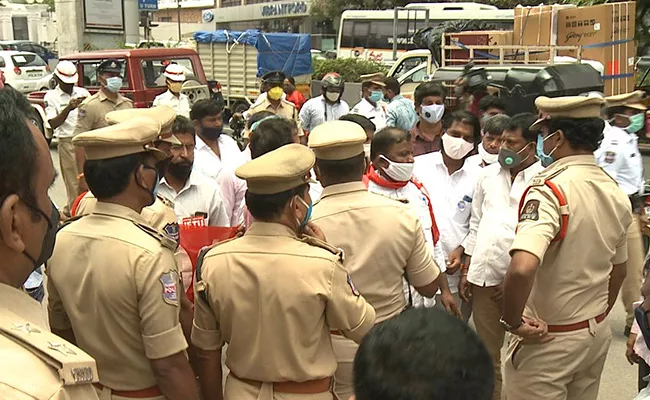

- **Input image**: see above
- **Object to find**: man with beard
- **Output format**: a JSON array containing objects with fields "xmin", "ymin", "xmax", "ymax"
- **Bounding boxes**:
[{"xmin": 158, "ymin": 116, "xmax": 230, "ymax": 226}]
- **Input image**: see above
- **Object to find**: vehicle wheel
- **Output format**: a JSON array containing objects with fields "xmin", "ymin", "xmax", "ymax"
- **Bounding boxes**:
[{"xmin": 233, "ymin": 101, "xmax": 249, "ymax": 115}]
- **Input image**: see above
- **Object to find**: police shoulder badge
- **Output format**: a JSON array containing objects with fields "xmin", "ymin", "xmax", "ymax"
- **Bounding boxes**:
[
  {"xmin": 162, "ymin": 222, "xmax": 179, "ymax": 242},
  {"xmin": 519, "ymin": 200, "xmax": 540, "ymax": 222},
  {"xmin": 159, "ymin": 270, "xmax": 179, "ymax": 306},
  {"xmin": 347, "ymin": 274, "xmax": 360, "ymax": 297}
]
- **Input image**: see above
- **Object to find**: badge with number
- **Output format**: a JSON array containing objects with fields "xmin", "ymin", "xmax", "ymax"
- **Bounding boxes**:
[{"xmin": 159, "ymin": 270, "xmax": 179, "ymax": 305}]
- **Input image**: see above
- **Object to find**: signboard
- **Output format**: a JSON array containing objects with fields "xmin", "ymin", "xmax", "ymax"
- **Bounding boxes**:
[
  {"xmin": 138, "ymin": 0, "xmax": 158, "ymax": 11},
  {"xmin": 84, "ymin": 0, "xmax": 124, "ymax": 30},
  {"xmin": 261, "ymin": 1, "xmax": 308, "ymax": 17}
]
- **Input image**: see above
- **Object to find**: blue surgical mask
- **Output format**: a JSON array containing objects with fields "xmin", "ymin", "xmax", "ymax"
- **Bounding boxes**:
[
  {"xmin": 295, "ymin": 196, "xmax": 313, "ymax": 231},
  {"xmin": 627, "ymin": 113, "xmax": 645, "ymax": 134},
  {"xmin": 369, "ymin": 90, "xmax": 384, "ymax": 103},
  {"xmin": 105, "ymin": 76, "xmax": 123, "ymax": 93},
  {"xmin": 536, "ymin": 131, "xmax": 559, "ymax": 168}
]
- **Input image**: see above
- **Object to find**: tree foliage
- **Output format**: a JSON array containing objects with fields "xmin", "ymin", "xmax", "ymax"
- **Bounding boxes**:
[{"xmin": 313, "ymin": 58, "xmax": 387, "ymax": 81}]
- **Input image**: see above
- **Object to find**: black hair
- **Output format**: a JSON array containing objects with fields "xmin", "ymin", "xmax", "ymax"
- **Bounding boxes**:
[
  {"xmin": 446, "ymin": 110, "xmax": 481, "ymax": 144},
  {"xmin": 286, "ymin": 76, "xmax": 296, "ymax": 86},
  {"xmin": 190, "ymin": 99, "xmax": 224, "ymax": 121},
  {"xmin": 505, "ymin": 113, "xmax": 538, "ymax": 143},
  {"xmin": 361, "ymin": 81, "xmax": 373, "ymax": 91},
  {"xmin": 0, "ymin": 88, "xmax": 39, "ymax": 207},
  {"xmin": 483, "ymin": 114, "xmax": 510, "ymax": 136},
  {"xmin": 414, "ymin": 81, "xmax": 446, "ymax": 106},
  {"xmin": 478, "ymin": 95, "xmax": 507, "ymax": 113},
  {"xmin": 548, "ymin": 117, "xmax": 604, "ymax": 152},
  {"xmin": 316, "ymin": 153, "xmax": 366, "ymax": 184},
  {"xmin": 84, "ymin": 153, "xmax": 144, "ymax": 199},
  {"xmin": 371, "ymin": 127, "xmax": 412, "ymax": 161},
  {"xmin": 354, "ymin": 308, "xmax": 494, "ymax": 400},
  {"xmin": 339, "ymin": 114, "xmax": 376, "ymax": 134},
  {"xmin": 605, "ymin": 105, "xmax": 629, "ymax": 120},
  {"xmin": 247, "ymin": 110, "xmax": 276, "ymax": 130},
  {"xmin": 384, "ymin": 77, "xmax": 400, "ymax": 95},
  {"xmin": 172, "ymin": 115, "xmax": 195, "ymax": 135},
  {"xmin": 246, "ymin": 184, "xmax": 308, "ymax": 221},
  {"xmin": 250, "ymin": 118, "xmax": 296, "ymax": 159}
]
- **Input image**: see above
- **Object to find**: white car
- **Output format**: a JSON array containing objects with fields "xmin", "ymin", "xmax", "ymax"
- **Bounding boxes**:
[{"xmin": 0, "ymin": 50, "xmax": 53, "ymax": 93}]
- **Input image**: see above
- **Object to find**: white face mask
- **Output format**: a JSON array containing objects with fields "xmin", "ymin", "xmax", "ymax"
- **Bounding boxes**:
[
  {"xmin": 325, "ymin": 91, "xmax": 340, "ymax": 103},
  {"xmin": 421, "ymin": 104, "xmax": 445, "ymax": 124},
  {"xmin": 380, "ymin": 155, "xmax": 414, "ymax": 182},
  {"xmin": 477, "ymin": 142, "xmax": 498, "ymax": 165},
  {"xmin": 442, "ymin": 133, "xmax": 474, "ymax": 160},
  {"xmin": 363, "ymin": 143, "xmax": 371, "ymax": 159}
]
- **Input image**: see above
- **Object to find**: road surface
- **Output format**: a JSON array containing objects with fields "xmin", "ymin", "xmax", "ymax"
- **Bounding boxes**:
[{"xmin": 47, "ymin": 147, "xmax": 642, "ymax": 399}]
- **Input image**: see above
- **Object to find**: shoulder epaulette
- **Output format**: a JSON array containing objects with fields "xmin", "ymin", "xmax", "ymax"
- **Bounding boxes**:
[
  {"xmin": 132, "ymin": 221, "xmax": 178, "ymax": 251},
  {"xmin": 157, "ymin": 195, "xmax": 174, "ymax": 209},
  {"xmin": 0, "ymin": 312, "xmax": 97, "ymax": 386},
  {"xmin": 299, "ymin": 235, "xmax": 344, "ymax": 263},
  {"xmin": 529, "ymin": 166, "xmax": 567, "ymax": 187}
]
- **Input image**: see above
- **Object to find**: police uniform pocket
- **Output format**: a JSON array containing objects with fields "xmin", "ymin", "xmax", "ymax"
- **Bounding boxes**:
[
  {"xmin": 453, "ymin": 195, "xmax": 472, "ymax": 223},
  {"xmin": 508, "ymin": 337, "xmax": 525, "ymax": 371}
]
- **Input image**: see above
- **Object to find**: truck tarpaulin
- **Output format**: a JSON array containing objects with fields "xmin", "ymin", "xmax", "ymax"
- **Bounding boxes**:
[{"xmin": 194, "ymin": 29, "xmax": 313, "ymax": 78}]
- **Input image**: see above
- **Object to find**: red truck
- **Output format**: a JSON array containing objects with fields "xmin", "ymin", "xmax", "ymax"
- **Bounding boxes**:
[{"xmin": 27, "ymin": 47, "xmax": 222, "ymax": 140}]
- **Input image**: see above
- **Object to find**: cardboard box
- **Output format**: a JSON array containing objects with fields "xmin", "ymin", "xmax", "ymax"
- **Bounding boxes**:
[
  {"xmin": 557, "ymin": 1, "xmax": 637, "ymax": 95},
  {"xmin": 446, "ymin": 30, "xmax": 514, "ymax": 64},
  {"xmin": 514, "ymin": 4, "xmax": 575, "ymax": 47}
]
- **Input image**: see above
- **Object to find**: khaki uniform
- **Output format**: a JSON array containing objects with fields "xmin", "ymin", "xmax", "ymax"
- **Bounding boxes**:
[
  {"xmin": 248, "ymin": 98, "xmax": 304, "ymax": 136},
  {"xmin": 505, "ymin": 155, "xmax": 633, "ymax": 399},
  {"xmin": 0, "ymin": 283, "xmax": 100, "ymax": 399},
  {"xmin": 311, "ymin": 182, "xmax": 440, "ymax": 399},
  {"xmin": 73, "ymin": 91, "xmax": 134, "ymax": 136},
  {"xmin": 47, "ymin": 202, "xmax": 187, "ymax": 398}
]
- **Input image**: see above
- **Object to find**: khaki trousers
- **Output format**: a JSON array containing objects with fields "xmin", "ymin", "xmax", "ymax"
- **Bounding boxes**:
[
  {"xmin": 504, "ymin": 318, "xmax": 612, "ymax": 400},
  {"xmin": 331, "ymin": 334, "xmax": 358, "ymax": 400},
  {"xmin": 224, "ymin": 373, "xmax": 335, "ymax": 400},
  {"xmin": 622, "ymin": 216, "xmax": 644, "ymax": 327},
  {"xmin": 57, "ymin": 137, "xmax": 79, "ymax": 213},
  {"xmin": 472, "ymin": 285, "xmax": 505, "ymax": 400}
]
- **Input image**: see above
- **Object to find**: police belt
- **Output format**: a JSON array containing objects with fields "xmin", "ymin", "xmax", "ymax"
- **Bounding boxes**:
[
  {"xmin": 230, "ymin": 372, "xmax": 332, "ymax": 394},
  {"xmin": 93, "ymin": 382, "xmax": 162, "ymax": 398}
]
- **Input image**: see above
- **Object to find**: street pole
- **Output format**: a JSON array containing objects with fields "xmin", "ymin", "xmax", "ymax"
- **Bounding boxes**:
[{"xmin": 177, "ymin": 0, "xmax": 181, "ymax": 42}]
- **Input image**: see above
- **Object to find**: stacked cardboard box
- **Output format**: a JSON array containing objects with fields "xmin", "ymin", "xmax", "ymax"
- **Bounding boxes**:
[
  {"xmin": 446, "ymin": 31, "xmax": 514, "ymax": 65},
  {"xmin": 513, "ymin": 4, "xmax": 575, "ymax": 47}
]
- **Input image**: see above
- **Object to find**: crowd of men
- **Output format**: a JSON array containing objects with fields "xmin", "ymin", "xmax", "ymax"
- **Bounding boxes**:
[{"xmin": 0, "ymin": 57, "xmax": 649, "ymax": 400}]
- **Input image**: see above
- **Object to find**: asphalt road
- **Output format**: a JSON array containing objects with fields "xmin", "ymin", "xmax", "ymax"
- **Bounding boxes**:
[{"xmin": 47, "ymin": 147, "xmax": 642, "ymax": 400}]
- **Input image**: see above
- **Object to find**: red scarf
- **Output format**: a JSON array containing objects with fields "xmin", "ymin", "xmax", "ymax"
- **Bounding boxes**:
[{"xmin": 364, "ymin": 166, "xmax": 440, "ymax": 244}]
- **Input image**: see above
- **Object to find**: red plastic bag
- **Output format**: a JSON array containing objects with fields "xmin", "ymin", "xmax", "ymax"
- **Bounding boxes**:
[{"xmin": 179, "ymin": 217, "xmax": 238, "ymax": 302}]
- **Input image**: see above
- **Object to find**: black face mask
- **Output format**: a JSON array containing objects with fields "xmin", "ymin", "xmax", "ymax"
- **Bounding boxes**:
[
  {"xmin": 168, "ymin": 161, "xmax": 193, "ymax": 182},
  {"xmin": 23, "ymin": 200, "xmax": 59, "ymax": 269},
  {"xmin": 201, "ymin": 126, "xmax": 222, "ymax": 141}
]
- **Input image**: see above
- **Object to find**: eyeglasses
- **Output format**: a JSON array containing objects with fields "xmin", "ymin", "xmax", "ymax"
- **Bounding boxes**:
[{"xmin": 171, "ymin": 144, "xmax": 195, "ymax": 153}]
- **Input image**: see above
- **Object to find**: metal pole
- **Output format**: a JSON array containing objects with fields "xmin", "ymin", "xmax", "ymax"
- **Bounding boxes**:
[
  {"xmin": 392, "ymin": 7, "xmax": 398, "ymax": 61},
  {"xmin": 177, "ymin": 0, "xmax": 181, "ymax": 42}
]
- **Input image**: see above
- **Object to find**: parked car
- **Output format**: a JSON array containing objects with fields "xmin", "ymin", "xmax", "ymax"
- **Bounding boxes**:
[
  {"xmin": 0, "ymin": 40, "xmax": 58, "ymax": 63},
  {"xmin": 0, "ymin": 51, "xmax": 53, "ymax": 94}
]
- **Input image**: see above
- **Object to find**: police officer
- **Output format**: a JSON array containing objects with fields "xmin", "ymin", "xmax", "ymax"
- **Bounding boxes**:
[
  {"xmin": 74, "ymin": 59, "xmax": 134, "ymax": 194},
  {"xmin": 308, "ymin": 120, "xmax": 447, "ymax": 400},
  {"xmin": 47, "ymin": 117, "xmax": 199, "ymax": 400},
  {"xmin": 153, "ymin": 64, "xmax": 191, "ymax": 118},
  {"xmin": 247, "ymin": 71, "xmax": 304, "ymax": 139},
  {"xmin": 501, "ymin": 96, "xmax": 633, "ymax": 399},
  {"xmin": 596, "ymin": 90, "xmax": 647, "ymax": 336},
  {"xmin": 192, "ymin": 143, "xmax": 376, "ymax": 400},
  {"xmin": 0, "ymin": 87, "xmax": 100, "ymax": 399}
]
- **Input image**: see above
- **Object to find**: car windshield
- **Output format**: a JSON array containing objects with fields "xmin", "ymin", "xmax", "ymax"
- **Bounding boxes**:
[
  {"xmin": 141, "ymin": 58, "xmax": 195, "ymax": 88},
  {"xmin": 11, "ymin": 53, "xmax": 46, "ymax": 67}
]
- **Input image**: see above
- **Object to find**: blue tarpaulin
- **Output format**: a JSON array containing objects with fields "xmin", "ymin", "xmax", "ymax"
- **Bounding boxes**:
[{"xmin": 194, "ymin": 30, "xmax": 313, "ymax": 78}]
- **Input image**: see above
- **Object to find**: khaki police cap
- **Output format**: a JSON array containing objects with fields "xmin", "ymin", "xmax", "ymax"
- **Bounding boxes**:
[
  {"xmin": 605, "ymin": 90, "xmax": 647, "ymax": 111},
  {"xmin": 308, "ymin": 120, "xmax": 367, "ymax": 160},
  {"xmin": 235, "ymin": 143, "xmax": 315, "ymax": 195},
  {"xmin": 530, "ymin": 96, "xmax": 605, "ymax": 131},
  {"xmin": 105, "ymin": 106, "xmax": 181, "ymax": 145},
  {"xmin": 360, "ymin": 72, "xmax": 386, "ymax": 87},
  {"xmin": 72, "ymin": 116, "xmax": 168, "ymax": 161}
]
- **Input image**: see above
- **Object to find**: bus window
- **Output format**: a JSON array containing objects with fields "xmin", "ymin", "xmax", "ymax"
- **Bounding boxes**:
[
  {"xmin": 392, "ymin": 56, "xmax": 428, "ymax": 79},
  {"xmin": 353, "ymin": 22, "xmax": 370, "ymax": 48}
]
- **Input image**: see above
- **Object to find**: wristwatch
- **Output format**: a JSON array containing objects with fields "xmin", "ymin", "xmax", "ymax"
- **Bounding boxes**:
[{"xmin": 499, "ymin": 317, "xmax": 522, "ymax": 332}]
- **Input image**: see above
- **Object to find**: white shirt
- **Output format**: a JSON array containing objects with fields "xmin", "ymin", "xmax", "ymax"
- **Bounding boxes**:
[
  {"xmin": 44, "ymin": 86, "xmax": 90, "ymax": 138},
  {"xmin": 308, "ymin": 169, "xmax": 323, "ymax": 202},
  {"xmin": 594, "ymin": 121, "xmax": 644, "ymax": 195},
  {"xmin": 351, "ymin": 98, "xmax": 388, "ymax": 131},
  {"xmin": 465, "ymin": 161, "xmax": 544, "ymax": 287},
  {"xmin": 367, "ymin": 178, "xmax": 446, "ymax": 308},
  {"xmin": 158, "ymin": 171, "xmax": 230, "ymax": 227},
  {"xmin": 153, "ymin": 90, "xmax": 191, "ymax": 118},
  {"xmin": 413, "ymin": 151, "xmax": 482, "ymax": 292},
  {"xmin": 299, "ymin": 95, "xmax": 350, "ymax": 132}
]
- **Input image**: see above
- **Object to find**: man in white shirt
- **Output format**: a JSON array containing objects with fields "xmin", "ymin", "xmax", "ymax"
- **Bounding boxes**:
[
  {"xmin": 158, "ymin": 116, "xmax": 230, "ymax": 227},
  {"xmin": 467, "ymin": 114, "xmax": 509, "ymax": 168},
  {"xmin": 367, "ymin": 127, "xmax": 458, "ymax": 314},
  {"xmin": 191, "ymin": 99, "xmax": 246, "ymax": 226},
  {"xmin": 413, "ymin": 110, "xmax": 482, "ymax": 321},
  {"xmin": 44, "ymin": 60, "xmax": 90, "ymax": 213},
  {"xmin": 300, "ymin": 72, "xmax": 350, "ymax": 133},
  {"xmin": 351, "ymin": 73, "xmax": 388, "ymax": 131},
  {"xmin": 460, "ymin": 113, "xmax": 542, "ymax": 400},
  {"xmin": 153, "ymin": 63, "xmax": 191, "ymax": 118}
]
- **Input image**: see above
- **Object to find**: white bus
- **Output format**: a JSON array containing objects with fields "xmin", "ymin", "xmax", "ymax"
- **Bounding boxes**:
[{"xmin": 337, "ymin": 3, "xmax": 514, "ymax": 64}]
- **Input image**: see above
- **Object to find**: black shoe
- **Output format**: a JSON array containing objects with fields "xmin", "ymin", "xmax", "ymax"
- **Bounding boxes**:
[{"xmin": 625, "ymin": 324, "xmax": 632, "ymax": 337}]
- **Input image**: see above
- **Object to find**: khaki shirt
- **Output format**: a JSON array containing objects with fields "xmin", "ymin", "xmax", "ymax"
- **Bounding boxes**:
[
  {"xmin": 0, "ymin": 284, "xmax": 100, "ymax": 399},
  {"xmin": 511, "ymin": 155, "xmax": 633, "ymax": 325},
  {"xmin": 311, "ymin": 182, "xmax": 440, "ymax": 322},
  {"xmin": 192, "ymin": 222, "xmax": 376, "ymax": 381},
  {"xmin": 73, "ymin": 90, "xmax": 134, "ymax": 136},
  {"xmin": 47, "ymin": 202, "xmax": 187, "ymax": 390},
  {"xmin": 248, "ymin": 98, "xmax": 304, "ymax": 136}
]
